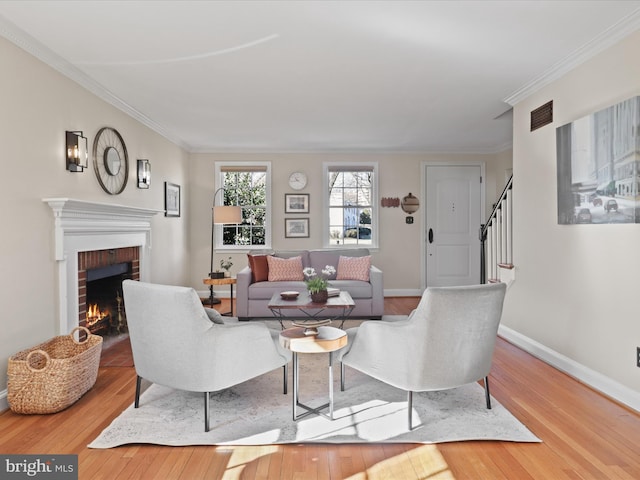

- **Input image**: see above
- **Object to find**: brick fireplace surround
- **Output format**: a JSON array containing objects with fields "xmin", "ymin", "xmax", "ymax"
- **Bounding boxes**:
[
  {"xmin": 78, "ymin": 247, "xmax": 140, "ymax": 331},
  {"xmin": 44, "ymin": 198, "xmax": 162, "ymax": 334}
]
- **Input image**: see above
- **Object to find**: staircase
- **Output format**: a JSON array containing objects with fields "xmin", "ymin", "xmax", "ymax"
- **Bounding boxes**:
[{"xmin": 480, "ymin": 175, "xmax": 514, "ymax": 285}]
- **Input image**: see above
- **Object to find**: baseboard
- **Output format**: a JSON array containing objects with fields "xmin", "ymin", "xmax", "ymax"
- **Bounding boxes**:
[{"xmin": 498, "ymin": 325, "xmax": 640, "ymax": 413}]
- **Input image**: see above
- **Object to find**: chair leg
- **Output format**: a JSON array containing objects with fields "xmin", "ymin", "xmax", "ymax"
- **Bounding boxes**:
[
  {"xmin": 340, "ymin": 362, "xmax": 345, "ymax": 391},
  {"xmin": 283, "ymin": 364, "xmax": 288, "ymax": 394},
  {"xmin": 204, "ymin": 392, "xmax": 210, "ymax": 432},
  {"xmin": 484, "ymin": 376, "xmax": 492, "ymax": 409},
  {"xmin": 134, "ymin": 375, "xmax": 142, "ymax": 408},
  {"xmin": 407, "ymin": 391, "xmax": 413, "ymax": 430}
]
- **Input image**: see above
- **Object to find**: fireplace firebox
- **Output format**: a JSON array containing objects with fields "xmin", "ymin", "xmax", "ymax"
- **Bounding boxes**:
[{"xmin": 78, "ymin": 247, "xmax": 140, "ymax": 336}]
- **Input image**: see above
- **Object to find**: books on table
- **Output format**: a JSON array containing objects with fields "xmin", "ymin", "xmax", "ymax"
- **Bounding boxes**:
[{"xmin": 327, "ymin": 287, "xmax": 340, "ymax": 297}]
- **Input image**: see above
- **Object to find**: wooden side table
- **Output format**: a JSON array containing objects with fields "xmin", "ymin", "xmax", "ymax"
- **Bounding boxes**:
[
  {"xmin": 202, "ymin": 277, "xmax": 236, "ymax": 316},
  {"xmin": 279, "ymin": 326, "xmax": 348, "ymax": 420}
]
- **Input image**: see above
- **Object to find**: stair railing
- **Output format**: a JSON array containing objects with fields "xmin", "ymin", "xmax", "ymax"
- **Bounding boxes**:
[{"xmin": 480, "ymin": 175, "xmax": 513, "ymax": 284}]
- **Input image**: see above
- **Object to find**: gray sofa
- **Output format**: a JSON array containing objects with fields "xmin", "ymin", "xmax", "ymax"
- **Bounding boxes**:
[{"xmin": 236, "ymin": 248, "xmax": 384, "ymax": 321}]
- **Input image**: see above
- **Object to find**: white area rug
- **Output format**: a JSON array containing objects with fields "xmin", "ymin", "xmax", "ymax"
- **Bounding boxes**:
[{"xmin": 89, "ymin": 339, "xmax": 540, "ymax": 447}]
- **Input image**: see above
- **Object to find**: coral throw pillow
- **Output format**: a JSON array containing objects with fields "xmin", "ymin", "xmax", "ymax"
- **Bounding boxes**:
[
  {"xmin": 336, "ymin": 255, "xmax": 371, "ymax": 281},
  {"xmin": 267, "ymin": 255, "xmax": 304, "ymax": 281},
  {"xmin": 247, "ymin": 254, "xmax": 270, "ymax": 283}
]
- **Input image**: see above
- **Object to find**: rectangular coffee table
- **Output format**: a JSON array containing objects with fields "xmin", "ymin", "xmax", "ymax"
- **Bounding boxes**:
[{"xmin": 268, "ymin": 291, "xmax": 355, "ymax": 330}]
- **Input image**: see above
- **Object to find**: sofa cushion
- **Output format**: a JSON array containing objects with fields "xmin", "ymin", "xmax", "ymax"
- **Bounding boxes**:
[
  {"xmin": 267, "ymin": 255, "xmax": 304, "ymax": 281},
  {"xmin": 329, "ymin": 280, "xmax": 373, "ymax": 299},
  {"xmin": 248, "ymin": 281, "xmax": 307, "ymax": 300},
  {"xmin": 308, "ymin": 251, "xmax": 340, "ymax": 280},
  {"xmin": 247, "ymin": 280, "xmax": 372, "ymax": 300},
  {"xmin": 274, "ymin": 250, "xmax": 311, "ymax": 268},
  {"xmin": 308, "ymin": 248, "xmax": 369, "ymax": 280},
  {"xmin": 336, "ymin": 255, "xmax": 371, "ymax": 281},
  {"xmin": 247, "ymin": 254, "xmax": 270, "ymax": 283}
]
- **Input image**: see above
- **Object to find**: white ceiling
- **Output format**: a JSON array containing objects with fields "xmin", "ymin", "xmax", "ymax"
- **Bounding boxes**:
[{"xmin": 1, "ymin": 1, "xmax": 639, "ymax": 154}]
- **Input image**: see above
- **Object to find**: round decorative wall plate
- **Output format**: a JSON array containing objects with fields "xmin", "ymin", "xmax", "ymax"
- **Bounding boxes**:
[{"xmin": 92, "ymin": 127, "xmax": 129, "ymax": 195}]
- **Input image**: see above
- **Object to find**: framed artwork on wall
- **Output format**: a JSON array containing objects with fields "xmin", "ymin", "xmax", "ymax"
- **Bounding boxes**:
[
  {"xmin": 285, "ymin": 218, "xmax": 309, "ymax": 238},
  {"xmin": 556, "ymin": 95, "xmax": 639, "ymax": 225},
  {"xmin": 285, "ymin": 193, "xmax": 309, "ymax": 214},
  {"xmin": 164, "ymin": 182, "xmax": 181, "ymax": 217}
]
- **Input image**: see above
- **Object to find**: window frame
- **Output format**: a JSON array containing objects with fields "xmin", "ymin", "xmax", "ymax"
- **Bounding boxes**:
[
  {"xmin": 322, "ymin": 162, "xmax": 379, "ymax": 249},
  {"xmin": 214, "ymin": 162, "xmax": 272, "ymax": 251}
]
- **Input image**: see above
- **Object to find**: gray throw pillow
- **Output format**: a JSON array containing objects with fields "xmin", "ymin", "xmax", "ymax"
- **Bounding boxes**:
[{"xmin": 204, "ymin": 307, "xmax": 225, "ymax": 324}]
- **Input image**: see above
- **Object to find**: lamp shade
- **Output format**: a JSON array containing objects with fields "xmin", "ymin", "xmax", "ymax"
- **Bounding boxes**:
[{"xmin": 213, "ymin": 205, "xmax": 242, "ymax": 224}]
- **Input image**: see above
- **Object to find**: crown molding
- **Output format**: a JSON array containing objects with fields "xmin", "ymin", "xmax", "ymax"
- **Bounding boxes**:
[
  {"xmin": 504, "ymin": 8, "xmax": 640, "ymax": 106},
  {"xmin": 0, "ymin": 14, "xmax": 190, "ymax": 151}
]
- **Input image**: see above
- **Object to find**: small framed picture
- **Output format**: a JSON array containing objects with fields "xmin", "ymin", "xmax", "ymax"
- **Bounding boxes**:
[
  {"xmin": 285, "ymin": 193, "xmax": 310, "ymax": 214},
  {"xmin": 164, "ymin": 182, "xmax": 181, "ymax": 217},
  {"xmin": 285, "ymin": 218, "xmax": 309, "ymax": 238}
]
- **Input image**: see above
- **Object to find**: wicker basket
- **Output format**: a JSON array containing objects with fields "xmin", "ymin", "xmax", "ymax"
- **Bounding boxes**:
[{"xmin": 7, "ymin": 326, "xmax": 103, "ymax": 414}]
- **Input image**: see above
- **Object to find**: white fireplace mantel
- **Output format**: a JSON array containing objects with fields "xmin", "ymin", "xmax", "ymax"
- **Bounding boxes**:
[{"xmin": 43, "ymin": 198, "xmax": 163, "ymax": 334}]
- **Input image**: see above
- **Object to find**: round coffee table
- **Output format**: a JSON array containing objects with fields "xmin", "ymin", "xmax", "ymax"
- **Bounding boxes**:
[{"xmin": 279, "ymin": 326, "xmax": 347, "ymax": 420}]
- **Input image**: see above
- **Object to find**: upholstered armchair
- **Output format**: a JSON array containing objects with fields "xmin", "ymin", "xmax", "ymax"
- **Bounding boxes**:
[
  {"xmin": 122, "ymin": 280, "xmax": 291, "ymax": 432},
  {"xmin": 337, "ymin": 282, "xmax": 507, "ymax": 429}
]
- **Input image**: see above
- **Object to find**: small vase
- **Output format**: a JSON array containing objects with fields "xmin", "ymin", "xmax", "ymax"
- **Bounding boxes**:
[
  {"xmin": 310, "ymin": 289, "xmax": 329, "ymax": 303},
  {"xmin": 224, "ymin": 271, "xmax": 231, "ymax": 278}
]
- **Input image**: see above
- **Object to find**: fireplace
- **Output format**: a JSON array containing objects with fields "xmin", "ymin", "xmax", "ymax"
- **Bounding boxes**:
[
  {"xmin": 78, "ymin": 247, "xmax": 140, "ymax": 336},
  {"xmin": 44, "ymin": 198, "xmax": 162, "ymax": 335}
]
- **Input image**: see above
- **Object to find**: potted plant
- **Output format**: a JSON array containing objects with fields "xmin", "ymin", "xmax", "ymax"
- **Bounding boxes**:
[
  {"xmin": 220, "ymin": 256, "xmax": 233, "ymax": 277},
  {"xmin": 303, "ymin": 265, "xmax": 336, "ymax": 303}
]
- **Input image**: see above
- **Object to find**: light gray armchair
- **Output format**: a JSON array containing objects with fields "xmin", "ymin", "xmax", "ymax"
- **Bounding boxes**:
[
  {"xmin": 338, "ymin": 282, "xmax": 507, "ymax": 430},
  {"xmin": 122, "ymin": 280, "xmax": 291, "ymax": 432}
]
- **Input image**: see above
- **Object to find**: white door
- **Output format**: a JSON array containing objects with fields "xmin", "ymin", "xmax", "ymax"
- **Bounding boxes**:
[{"xmin": 425, "ymin": 165, "xmax": 482, "ymax": 287}]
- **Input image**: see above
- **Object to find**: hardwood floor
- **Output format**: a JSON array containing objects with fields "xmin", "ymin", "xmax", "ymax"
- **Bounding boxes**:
[{"xmin": 2, "ymin": 297, "xmax": 639, "ymax": 479}]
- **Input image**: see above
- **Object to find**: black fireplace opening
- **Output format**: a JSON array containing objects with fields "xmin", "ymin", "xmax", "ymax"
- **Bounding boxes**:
[{"xmin": 86, "ymin": 262, "xmax": 132, "ymax": 336}]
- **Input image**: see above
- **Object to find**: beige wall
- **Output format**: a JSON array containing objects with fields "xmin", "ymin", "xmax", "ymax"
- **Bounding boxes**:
[
  {"xmin": 504, "ymin": 30, "xmax": 640, "ymax": 394},
  {"xmin": 0, "ymin": 32, "xmax": 513, "ymax": 403},
  {"xmin": 188, "ymin": 151, "xmax": 512, "ymax": 295},
  {"xmin": 0, "ymin": 37, "xmax": 190, "ymax": 394}
]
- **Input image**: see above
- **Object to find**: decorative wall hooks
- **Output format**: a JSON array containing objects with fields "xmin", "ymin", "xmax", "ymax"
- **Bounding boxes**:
[{"xmin": 381, "ymin": 197, "xmax": 400, "ymax": 207}]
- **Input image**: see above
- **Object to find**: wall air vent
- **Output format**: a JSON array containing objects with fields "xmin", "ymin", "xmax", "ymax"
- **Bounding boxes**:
[{"xmin": 531, "ymin": 100, "xmax": 553, "ymax": 131}]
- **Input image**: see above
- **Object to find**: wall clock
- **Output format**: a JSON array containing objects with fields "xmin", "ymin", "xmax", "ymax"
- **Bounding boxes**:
[
  {"xmin": 92, "ymin": 127, "xmax": 129, "ymax": 195},
  {"xmin": 288, "ymin": 171, "xmax": 308, "ymax": 190}
]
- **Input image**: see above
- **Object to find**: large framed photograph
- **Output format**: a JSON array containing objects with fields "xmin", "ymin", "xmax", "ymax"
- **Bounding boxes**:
[
  {"xmin": 164, "ymin": 182, "xmax": 181, "ymax": 217},
  {"xmin": 285, "ymin": 193, "xmax": 309, "ymax": 214},
  {"xmin": 556, "ymin": 96, "xmax": 640, "ymax": 225},
  {"xmin": 285, "ymin": 218, "xmax": 309, "ymax": 238}
]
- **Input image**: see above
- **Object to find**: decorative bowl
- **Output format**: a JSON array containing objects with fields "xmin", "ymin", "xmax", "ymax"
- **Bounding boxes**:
[{"xmin": 280, "ymin": 291, "xmax": 299, "ymax": 300}]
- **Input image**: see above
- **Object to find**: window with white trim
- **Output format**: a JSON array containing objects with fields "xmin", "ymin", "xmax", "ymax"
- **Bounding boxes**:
[
  {"xmin": 215, "ymin": 163, "xmax": 271, "ymax": 249},
  {"xmin": 324, "ymin": 163, "xmax": 378, "ymax": 248}
]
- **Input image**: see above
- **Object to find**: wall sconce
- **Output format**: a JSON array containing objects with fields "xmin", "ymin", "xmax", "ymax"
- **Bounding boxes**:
[
  {"xmin": 65, "ymin": 131, "xmax": 88, "ymax": 172},
  {"xmin": 401, "ymin": 193, "xmax": 420, "ymax": 214},
  {"xmin": 137, "ymin": 159, "xmax": 151, "ymax": 188}
]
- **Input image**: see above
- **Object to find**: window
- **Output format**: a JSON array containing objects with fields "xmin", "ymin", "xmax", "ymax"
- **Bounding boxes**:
[
  {"xmin": 215, "ymin": 163, "xmax": 271, "ymax": 249},
  {"xmin": 324, "ymin": 163, "xmax": 377, "ymax": 248}
]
